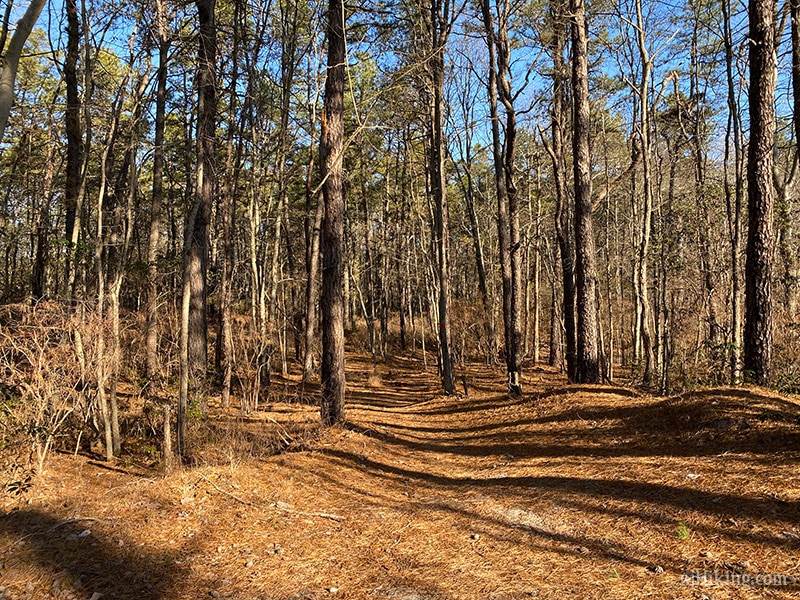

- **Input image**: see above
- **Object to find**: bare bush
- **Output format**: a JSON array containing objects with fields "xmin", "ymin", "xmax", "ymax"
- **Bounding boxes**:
[{"xmin": 0, "ymin": 304, "xmax": 83, "ymax": 473}]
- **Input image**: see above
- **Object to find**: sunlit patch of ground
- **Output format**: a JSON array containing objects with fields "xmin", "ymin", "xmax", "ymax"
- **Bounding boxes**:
[{"xmin": 2, "ymin": 353, "xmax": 799, "ymax": 599}]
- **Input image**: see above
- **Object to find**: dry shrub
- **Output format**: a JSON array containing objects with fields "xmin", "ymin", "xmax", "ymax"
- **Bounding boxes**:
[
  {"xmin": 229, "ymin": 316, "xmax": 273, "ymax": 413},
  {"xmin": 0, "ymin": 303, "xmax": 91, "ymax": 474},
  {"xmin": 775, "ymin": 322, "xmax": 800, "ymax": 394},
  {"xmin": 184, "ymin": 411, "xmax": 322, "ymax": 467}
]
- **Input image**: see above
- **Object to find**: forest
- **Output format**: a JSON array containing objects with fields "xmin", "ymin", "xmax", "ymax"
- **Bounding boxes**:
[{"xmin": 0, "ymin": 0, "xmax": 799, "ymax": 598}]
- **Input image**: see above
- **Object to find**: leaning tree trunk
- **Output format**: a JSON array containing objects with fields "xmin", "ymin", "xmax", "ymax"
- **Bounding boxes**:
[
  {"xmin": 319, "ymin": 0, "xmax": 347, "ymax": 425},
  {"xmin": 743, "ymin": 0, "xmax": 777, "ymax": 386},
  {"xmin": 0, "ymin": 0, "xmax": 47, "ymax": 140}
]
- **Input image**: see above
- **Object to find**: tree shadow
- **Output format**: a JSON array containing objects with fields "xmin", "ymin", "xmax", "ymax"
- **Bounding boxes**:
[
  {"xmin": 0, "ymin": 509, "xmax": 190, "ymax": 599},
  {"xmin": 346, "ymin": 414, "xmax": 800, "ymax": 463},
  {"xmin": 316, "ymin": 448, "xmax": 800, "ymax": 545},
  {"xmin": 294, "ymin": 445, "xmax": 800, "ymax": 593},
  {"xmin": 344, "ymin": 381, "xmax": 800, "ymax": 462}
]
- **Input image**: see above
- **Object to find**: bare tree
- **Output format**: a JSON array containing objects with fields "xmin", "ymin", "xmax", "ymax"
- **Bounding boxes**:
[
  {"xmin": 179, "ymin": 0, "xmax": 217, "ymax": 456},
  {"xmin": 480, "ymin": 0, "xmax": 524, "ymax": 396}
]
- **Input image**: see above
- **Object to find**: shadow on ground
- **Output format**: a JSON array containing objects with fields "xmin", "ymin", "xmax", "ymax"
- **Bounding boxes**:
[{"xmin": 0, "ymin": 509, "xmax": 190, "ymax": 599}]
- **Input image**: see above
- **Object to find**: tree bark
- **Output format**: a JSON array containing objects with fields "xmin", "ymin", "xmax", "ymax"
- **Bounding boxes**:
[
  {"xmin": 189, "ymin": 0, "xmax": 216, "ymax": 382},
  {"xmin": 544, "ymin": 2, "xmax": 576, "ymax": 380},
  {"xmin": 217, "ymin": 0, "xmax": 242, "ymax": 408},
  {"xmin": 633, "ymin": 0, "xmax": 655, "ymax": 387},
  {"xmin": 481, "ymin": 0, "xmax": 523, "ymax": 396},
  {"xmin": 787, "ymin": 0, "xmax": 800, "ymax": 321},
  {"xmin": 63, "ymin": 0, "xmax": 82, "ymax": 298},
  {"xmin": 426, "ymin": 0, "xmax": 456, "ymax": 395},
  {"xmin": 722, "ymin": 0, "xmax": 744, "ymax": 384},
  {"xmin": 743, "ymin": 0, "xmax": 777, "ymax": 386},
  {"xmin": 146, "ymin": 0, "xmax": 169, "ymax": 379},
  {"xmin": 0, "ymin": 0, "xmax": 47, "ymax": 140},
  {"xmin": 179, "ymin": 0, "xmax": 217, "ymax": 456},
  {"xmin": 320, "ymin": 0, "xmax": 346, "ymax": 425},
  {"xmin": 302, "ymin": 191, "xmax": 324, "ymax": 382},
  {"xmin": 571, "ymin": 0, "xmax": 600, "ymax": 383}
]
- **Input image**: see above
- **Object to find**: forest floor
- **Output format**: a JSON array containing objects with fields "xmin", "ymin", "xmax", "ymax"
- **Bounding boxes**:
[{"xmin": 1, "ymin": 351, "xmax": 800, "ymax": 599}]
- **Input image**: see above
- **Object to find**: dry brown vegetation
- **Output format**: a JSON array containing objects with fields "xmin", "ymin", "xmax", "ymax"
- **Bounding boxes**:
[{"xmin": 1, "ymin": 352, "xmax": 799, "ymax": 599}]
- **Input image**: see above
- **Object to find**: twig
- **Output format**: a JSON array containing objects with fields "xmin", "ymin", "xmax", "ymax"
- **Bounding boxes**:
[
  {"xmin": 198, "ymin": 473, "xmax": 252, "ymax": 506},
  {"xmin": 198, "ymin": 473, "xmax": 344, "ymax": 521},
  {"xmin": 268, "ymin": 502, "xmax": 344, "ymax": 522}
]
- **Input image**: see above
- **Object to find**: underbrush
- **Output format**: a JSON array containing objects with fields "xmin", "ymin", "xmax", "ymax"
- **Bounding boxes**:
[
  {"xmin": 0, "ymin": 302, "xmax": 317, "ymax": 494},
  {"xmin": 3, "ymin": 299, "xmax": 800, "ymax": 494}
]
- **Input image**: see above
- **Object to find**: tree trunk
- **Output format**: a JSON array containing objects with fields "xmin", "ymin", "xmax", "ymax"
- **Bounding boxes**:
[
  {"xmin": 146, "ymin": 0, "xmax": 169, "ymax": 379},
  {"xmin": 179, "ymin": 0, "xmax": 217, "ymax": 456},
  {"xmin": 32, "ymin": 124, "xmax": 57, "ymax": 301},
  {"xmin": 93, "ymin": 84, "xmax": 126, "ymax": 461},
  {"xmin": 481, "ymin": 0, "xmax": 522, "ymax": 396},
  {"xmin": 743, "ymin": 0, "xmax": 777, "ymax": 386},
  {"xmin": 548, "ymin": 251, "xmax": 563, "ymax": 368},
  {"xmin": 0, "ymin": 0, "xmax": 47, "ymax": 140},
  {"xmin": 544, "ymin": 2, "xmax": 577, "ymax": 380},
  {"xmin": 571, "ymin": 0, "xmax": 600, "ymax": 383},
  {"xmin": 426, "ymin": 0, "xmax": 456, "ymax": 395},
  {"xmin": 303, "ymin": 191, "xmax": 324, "ymax": 382},
  {"xmin": 633, "ymin": 0, "xmax": 655, "ymax": 387},
  {"xmin": 189, "ymin": 0, "xmax": 216, "ymax": 383},
  {"xmin": 788, "ymin": 0, "xmax": 800, "ymax": 322},
  {"xmin": 63, "ymin": 0, "xmax": 82, "ymax": 298},
  {"xmin": 320, "ymin": 0, "xmax": 346, "ymax": 425},
  {"xmin": 722, "ymin": 0, "xmax": 744, "ymax": 384},
  {"xmin": 217, "ymin": 0, "xmax": 242, "ymax": 408}
]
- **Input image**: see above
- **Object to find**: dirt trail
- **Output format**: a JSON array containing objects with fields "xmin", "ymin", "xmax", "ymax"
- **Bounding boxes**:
[{"xmin": 1, "ymin": 353, "xmax": 799, "ymax": 599}]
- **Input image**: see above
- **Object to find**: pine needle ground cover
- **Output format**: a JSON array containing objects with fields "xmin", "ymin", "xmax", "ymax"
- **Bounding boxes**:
[{"xmin": 1, "ymin": 354, "xmax": 798, "ymax": 599}]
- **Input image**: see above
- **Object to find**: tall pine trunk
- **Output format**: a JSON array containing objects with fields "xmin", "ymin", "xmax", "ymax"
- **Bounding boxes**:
[
  {"xmin": 426, "ymin": 0, "xmax": 456, "ymax": 395},
  {"xmin": 146, "ymin": 0, "xmax": 169, "ymax": 379},
  {"xmin": 571, "ymin": 0, "xmax": 600, "ymax": 383},
  {"xmin": 320, "ymin": 0, "xmax": 346, "ymax": 425},
  {"xmin": 545, "ymin": 1, "xmax": 576, "ymax": 379},
  {"xmin": 743, "ymin": 0, "xmax": 777, "ymax": 386},
  {"xmin": 722, "ymin": 0, "xmax": 744, "ymax": 384},
  {"xmin": 63, "ymin": 0, "xmax": 82, "ymax": 298}
]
